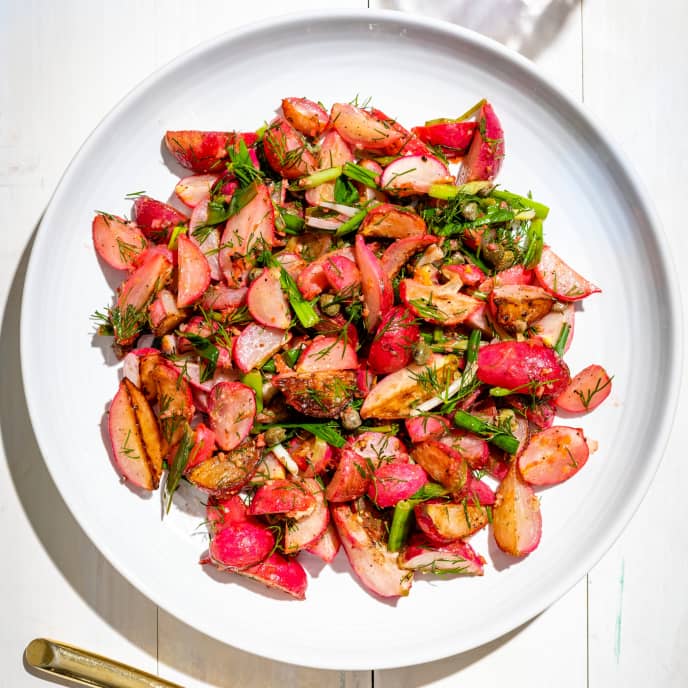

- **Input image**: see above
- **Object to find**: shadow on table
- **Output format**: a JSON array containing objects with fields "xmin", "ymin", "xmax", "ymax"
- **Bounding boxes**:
[
  {"xmin": 376, "ymin": 0, "xmax": 578, "ymax": 59},
  {"xmin": 1, "ymin": 229, "xmax": 534, "ymax": 684}
]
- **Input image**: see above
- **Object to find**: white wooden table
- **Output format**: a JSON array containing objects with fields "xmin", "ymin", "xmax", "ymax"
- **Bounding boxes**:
[{"xmin": 1, "ymin": 1, "xmax": 686, "ymax": 685}]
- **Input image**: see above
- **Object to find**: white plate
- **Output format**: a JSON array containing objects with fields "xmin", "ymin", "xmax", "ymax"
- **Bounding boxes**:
[{"xmin": 21, "ymin": 10, "xmax": 681, "ymax": 670}]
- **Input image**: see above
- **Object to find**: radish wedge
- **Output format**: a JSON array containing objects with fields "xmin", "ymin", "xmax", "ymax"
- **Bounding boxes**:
[
  {"xmin": 367, "ymin": 306, "xmax": 419, "ymax": 375},
  {"xmin": 555, "ymin": 364, "xmax": 612, "ymax": 413},
  {"xmin": 185, "ymin": 423, "xmax": 216, "ymax": 472},
  {"xmin": 282, "ymin": 97, "xmax": 329, "ymax": 138},
  {"xmin": 531, "ymin": 303, "xmax": 575, "ymax": 351},
  {"xmin": 493, "ymin": 464, "xmax": 542, "ymax": 556},
  {"xmin": 247, "ymin": 267, "xmax": 291, "ymax": 330},
  {"xmin": 108, "ymin": 379, "xmax": 163, "ymax": 490},
  {"xmin": 399, "ymin": 534, "xmax": 484, "ymax": 575},
  {"xmin": 490, "ymin": 284, "xmax": 554, "ymax": 334},
  {"xmin": 322, "ymin": 255, "xmax": 360, "ymax": 292},
  {"xmin": 208, "ymin": 382, "xmax": 256, "ymax": 452},
  {"xmin": 305, "ymin": 523, "xmax": 341, "ymax": 563},
  {"xmin": 187, "ymin": 440, "xmax": 260, "ymax": 495},
  {"xmin": 305, "ymin": 131, "xmax": 354, "ymax": 206},
  {"xmin": 380, "ymin": 235, "xmax": 439, "ymax": 279},
  {"xmin": 233, "ymin": 322, "xmax": 290, "ymax": 373},
  {"xmin": 201, "ymin": 284, "xmax": 247, "ymax": 311},
  {"xmin": 359, "ymin": 204, "xmax": 427, "ymax": 239},
  {"xmin": 164, "ymin": 130, "xmax": 257, "ymax": 173},
  {"xmin": 209, "ymin": 519, "xmax": 275, "ymax": 570},
  {"xmin": 367, "ymin": 462, "xmax": 428, "ymax": 508},
  {"xmin": 189, "ymin": 199, "xmax": 221, "ymax": 281},
  {"xmin": 220, "ymin": 183, "xmax": 274, "ymax": 266},
  {"xmin": 330, "ymin": 103, "xmax": 406, "ymax": 155},
  {"xmin": 411, "ymin": 122, "xmax": 477, "ymax": 161},
  {"xmin": 518, "ymin": 426, "xmax": 589, "ymax": 486},
  {"xmin": 415, "ymin": 500, "xmax": 489, "ymax": 542},
  {"xmin": 263, "ymin": 118, "xmax": 316, "ymax": 179},
  {"xmin": 238, "ymin": 552, "xmax": 308, "ymax": 600},
  {"xmin": 535, "ymin": 246, "xmax": 601, "ymax": 301},
  {"xmin": 283, "ymin": 478, "xmax": 329, "ymax": 553},
  {"xmin": 92, "ymin": 213, "xmax": 147, "ymax": 271},
  {"xmin": 325, "ymin": 449, "xmax": 370, "ymax": 503},
  {"xmin": 405, "ymin": 415, "xmax": 450, "ymax": 443},
  {"xmin": 410, "ymin": 441, "xmax": 468, "ymax": 494},
  {"xmin": 132, "ymin": 196, "xmax": 188, "ymax": 241},
  {"xmin": 381, "ymin": 155, "xmax": 453, "ymax": 196},
  {"xmin": 175, "ymin": 173, "xmax": 219, "ymax": 208},
  {"xmin": 355, "ymin": 234, "xmax": 393, "ymax": 331},
  {"xmin": 439, "ymin": 432, "xmax": 489, "ymax": 470},
  {"xmin": 296, "ymin": 246, "xmax": 355, "ymax": 299},
  {"xmin": 457, "ymin": 101, "xmax": 505, "ymax": 183},
  {"xmin": 296, "ymin": 336, "xmax": 358, "ymax": 373},
  {"xmin": 177, "ymin": 234, "xmax": 211, "ymax": 308},
  {"xmin": 400, "ymin": 276, "xmax": 481, "ymax": 326},
  {"xmin": 332, "ymin": 502, "xmax": 413, "ymax": 598},
  {"xmin": 249, "ymin": 478, "xmax": 317, "ymax": 517}
]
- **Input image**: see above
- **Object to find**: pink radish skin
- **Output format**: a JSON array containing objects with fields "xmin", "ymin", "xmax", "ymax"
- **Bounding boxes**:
[
  {"xmin": 532, "ymin": 303, "xmax": 575, "ymax": 351},
  {"xmin": 443, "ymin": 263, "xmax": 485, "ymax": 287},
  {"xmin": 535, "ymin": 246, "xmax": 601, "ymax": 301},
  {"xmin": 332, "ymin": 503, "xmax": 413, "ymax": 598},
  {"xmin": 201, "ymin": 284, "xmax": 247, "ymax": 311},
  {"xmin": 206, "ymin": 494, "xmax": 248, "ymax": 534},
  {"xmin": 439, "ymin": 432, "xmax": 489, "ymax": 470},
  {"xmin": 263, "ymin": 117, "xmax": 316, "ymax": 179},
  {"xmin": 368, "ymin": 306, "xmax": 419, "ymax": 375},
  {"xmin": 276, "ymin": 252, "xmax": 306, "ymax": 279},
  {"xmin": 367, "ymin": 462, "xmax": 429, "ymax": 508},
  {"xmin": 412, "ymin": 122, "xmax": 477, "ymax": 161},
  {"xmin": 322, "ymin": 255, "xmax": 361, "ymax": 292},
  {"xmin": 355, "ymin": 234, "xmax": 393, "ymax": 331},
  {"xmin": 457, "ymin": 101, "xmax": 505, "ymax": 183},
  {"xmin": 132, "ymin": 196, "xmax": 188, "ymax": 240},
  {"xmin": 381, "ymin": 235, "xmax": 439, "ymax": 279},
  {"xmin": 189, "ymin": 200, "xmax": 221, "ymax": 281},
  {"xmin": 556, "ymin": 364, "xmax": 612, "ymax": 413},
  {"xmin": 165, "ymin": 130, "xmax": 258, "ymax": 173},
  {"xmin": 177, "ymin": 234, "xmax": 211, "ymax": 308},
  {"xmin": 247, "ymin": 267, "xmax": 291, "ymax": 330},
  {"xmin": 296, "ymin": 246, "xmax": 355, "ymax": 299},
  {"xmin": 233, "ymin": 323, "xmax": 290, "ymax": 374},
  {"xmin": 207, "ymin": 381, "xmax": 256, "ymax": 452},
  {"xmin": 349, "ymin": 432, "xmax": 409, "ymax": 467},
  {"xmin": 305, "ymin": 130, "xmax": 354, "ymax": 206},
  {"xmin": 296, "ymin": 336, "xmax": 358, "ymax": 373},
  {"xmin": 122, "ymin": 347, "xmax": 160, "ymax": 388},
  {"xmin": 248, "ymin": 479, "xmax": 317, "ymax": 517},
  {"xmin": 220, "ymin": 183, "xmax": 275, "ymax": 267},
  {"xmin": 283, "ymin": 478, "xmax": 329, "ymax": 553},
  {"xmin": 305, "ymin": 523, "xmax": 341, "ymax": 563},
  {"xmin": 381, "ymin": 155, "xmax": 453, "ymax": 196},
  {"xmin": 325, "ymin": 449, "xmax": 370, "ymax": 503},
  {"xmin": 185, "ymin": 423, "xmax": 216, "ymax": 472},
  {"xmin": 287, "ymin": 435, "xmax": 335, "ymax": 476},
  {"xmin": 359, "ymin": 204, "xmax": 427, "ymax": 239},
  {"xmin": 493, "ymin": 465, "xmax": 542, "ymax": 557},
  {"xmin": 330, "ymin": 103, "xmax": 406, "ymax": 155},
  {"xmin": 175, "ymin": 173, "xmax": 219, "ymax": 208},
  {"xmin": 92, "ymin": 213, "xmax": 147, "ymax": 271},
  {"xmin": 406, "ymin": 416, "xmax": 450, "ymax": 443},
  {"xmin": 282, "ymin": 97, "xmax": 329, "ymax": 138},
  {"xmin": 518, "ymin": 426, "xmax": 590, "ymax": 486},
  {"xmin": 399, "ymin": 534, "xmax": 485, "ymax": 575},
  {"xmin": 209, "ymin": 520, "xmax": 275, "ymax": 570},
  {"xmin": 237, "ymin": 552, "xmax": 308, "ymax": 600}
]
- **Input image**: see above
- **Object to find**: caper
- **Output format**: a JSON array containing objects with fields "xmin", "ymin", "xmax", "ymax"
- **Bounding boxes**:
[
  {"xmin": 248, "ymin": 267, "xmax": 264, "ymax": 283},
  {"xmin": 412, "ymin": 339, "xmax": 431, "ymax": 366},
  {"xmin": 264, "ymin": 426, "xmax": 287, "ymax": 446},
  {"xmin": 341, "ymin": 406, "xmax": 362, "ymax": 430},
  {"xmin": 319, "ymin": 293, "xmax": 341, "ymax": 316},
  {"xmin": 461, "ymin": 201, "xmax": 479, "ymax": 221}
]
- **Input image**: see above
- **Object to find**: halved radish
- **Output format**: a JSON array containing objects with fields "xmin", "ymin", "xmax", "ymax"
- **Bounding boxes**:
[
  {"xmin": 164, "ymin": 130, "xmax": 257, "ymax": 173},
  {"xmin": 92, "ymin": 213, "xmax": 147, "ymax": 271},
  {"xmin": 445, "ymin": 263, "xmax": 486, "ymax": 288},
  {"xmin": 283, "ymin": 478, "xmax": 329, "ymax": 553},
  {"xmin": 305, "ymin": 522, "xmax": 341, "ymax": 563},
  {"xmin": 355, "ymin": 234, "xmax": 393, "ymax": 331},
  {"xmin": 380, "ymin": 155, "xmax": 453, "ymax": 196},
  {"xmin": 177, "ymin": 234, "xmax": 211, "ymax": 308},
  {"xmin": 535, "ymin": 246, "xmax": 601, "ymax": 301},
  {"xmin": 233, "ymin": 322, "xmax": 290, "ymax": 373},
  {"xmin": 122, "ymin": 347, "xmax": 159, "ymax": 388},
  {"xmin": 175, "ymin": 173, "xmax": 219, "ymax": 208},
  {"xmin": 185, "ymin": 423, "xmax": 216, "ymax": 472},
  {"xmin": 400, "ymin": 276, "xmax": 481, "ymax": 326},
  {"xmin": 330, "ymin": 102, "xmax": 406, "ymax": 155},
  {"xmin": 439, "ymin": 431, "xmax": 489, "ymax": 470},
  {"xmin": 201, "ymin": 284, "xmax": 247, "ymax": 311},
  {"xmin": 290, "ymin": 436, "xmax": 335, "ymax": 477},
  {"xmin": 296, "ymin": 246, "xmax": 355, "ymax": 299},
  {"xmin": 219, "ymin": 184, "xmax": 274, "ymax": 267},
  {"xmin": 249, "ymin": 479, "xmax": 316, "ymax": 517},
  {"xmin": 410, "ymin": 441, "xmax": 468, "ymax": 494},
  {"xmin": 349, "ymin": 432, "xmax": 409, "ymax": 466},
  {"xmin": 555, "ymin": 364, "xmax": 612, "ymax": 413},
  {"xmin": 206, "ymin": 494, "xmax": 248, "ymax": 534},
  {"xmin": 493, "ymin": 464, "xmax": 542, "ymax": 556},
  {"xmin": 415, "ymin": 500, "xmax": 489, "ymax": 542},
  {"xmin": 411, "ymin": 121, "xmax": 477, "ymax": 161},
  {"xmin": 322, "ymin": 255, "xmax": 361, "ymax": 292},
  {"xmin": 188, "ymin": 199, "xmax": 221, "ymax": 281},
  {"xmin": 247, "ymin": 267, "xmax": 291, "ymax": 329},
  {"xmin": 332, "ymin": 502, "xmax": 413, "ymax": 598},
  {"xmin": 282, "ymin": 97, "xmax": 329, "ymax": 138},
  {"xmin": 148, "ymin": 289, "xmax": 186, "ymax": 336},
  {"xmin": 457, "ymin": 473, "xmax": 496, "ymax": 506},
  {"xmin": 108, "ymin": 378, "xmax": 163, "ymax": 490},
  {"xmin": 405, "ymin": 415, "xmax": 450, "ymax": 443},
  {"xmin": 209, "ymin": 519, "xmax": 274, "ymax": 570},
  {"xmin": 399, "ymin": 534, "xmax": 484, "ymax": 575},
  {"xmin": 305, "ymin": 130, "xmax": 354, "ymax": 206},
  {"xmin": 477, "ymin": 339, "xmax": 570, "ymax": 398},
  {"xmin": 296, "ymin": 336, "xmax": 358, "ymax": 373},
  {"xmin": 380, "ymin": 235, "xmax": 439, "ymax": 278},
  {"xmin": 367, "ymin": 306, "xmax": 419, "ymax": 375},
  {"xmin": 237, "ymin": 552, "xmax": 308, "ymax": 600},
  {"xmin": 325, "ymin": 449, "xmax": 370, "ymax": 503},
  {"xmin": 457, "ymin": 101, "xmax": 505, "ymax": 183},
  {"xmin": 367, "ymin": 462, "xmax": 428, "ymax": 508},
  {"xmin": 263, "ymin": 117, "xmax": 316, "ymax": 179},
  {"xmin": 207, "ymin": 381, "xmax": 256, "ymax": 451},
  {"xmin": 132, "ymin": 196, "xmax": 188, "ymax": 241},
  {"xmin": 531, "ymin": 303, "xmax": 575, "ymax": 351},
  {"xmin": 518, "ymin": 426, "xmax": 589, "ymax": 486},
  {"xmin": 359, "ymin": 203, "xmax": 426, "ymax": 239},
  {"xmin": 489, "ymin": 284, "xmax": 554, "ymax": 334},
  {"xmin": 187, "ymin": 439, "xmax": 260, "ymax": 495}
]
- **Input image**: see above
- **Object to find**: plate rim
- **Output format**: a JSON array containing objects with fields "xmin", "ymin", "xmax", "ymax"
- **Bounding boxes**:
[{"xmin": 20, "ymin": 8, "xmax": 684, "ymax": 670}]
